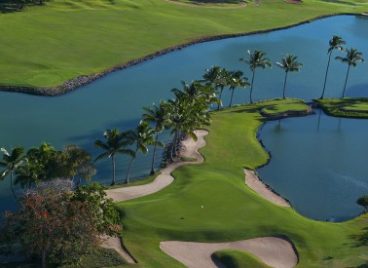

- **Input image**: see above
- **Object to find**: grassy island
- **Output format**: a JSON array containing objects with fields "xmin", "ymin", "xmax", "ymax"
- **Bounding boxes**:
[{"xmin": 315, "ymin": 98, "xmax": 368, "ymax": 118}]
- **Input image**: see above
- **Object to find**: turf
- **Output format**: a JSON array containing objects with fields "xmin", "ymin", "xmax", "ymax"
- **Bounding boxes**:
[
  {"xmin": 212, "ymin": 249, "xmax": 271, "ymax": 268},
  {"xmin": 315, "ymin": 98, "xmax": 368, "ymax": 118},
  {"xmin": 260, "ymin": 98, "xmax": 310, "ymax": 116},
  {"xmin": 115, "ymin": 99, "xmax": 368, "ymax": 268},
  {"xmin": 0, "ymin": 0, "xmax": 367, "ymax": 89}
]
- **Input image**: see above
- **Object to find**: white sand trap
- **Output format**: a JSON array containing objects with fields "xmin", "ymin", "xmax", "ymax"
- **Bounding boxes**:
[
  {"xmin": 160, "ymin": 237, "xmax": 298, "ymax": 268},
  {"xmin": 106, "ymin": 130, "xmax": 208, "ymax": 202},
  {"xmin": 244, "ymin": 169, "xmax": 290, "ymax": 207}
]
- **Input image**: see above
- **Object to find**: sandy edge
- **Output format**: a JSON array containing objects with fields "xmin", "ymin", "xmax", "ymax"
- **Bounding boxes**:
[
  {"xmin": 160, "ymin": 237, "xmax": 298, "ymax": 268},
  {"xmin": 102, "ymin": 130, "xmax": 208, "ymax": 263},
  {"xmin": 244, "ymin": 169, "xmax": 290, "ymax": 207}
]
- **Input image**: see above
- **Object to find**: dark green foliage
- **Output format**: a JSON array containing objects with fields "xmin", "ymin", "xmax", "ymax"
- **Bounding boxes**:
[{"xmin": 357, "ymin": 195, "xmax": 368, "ymax": 212}]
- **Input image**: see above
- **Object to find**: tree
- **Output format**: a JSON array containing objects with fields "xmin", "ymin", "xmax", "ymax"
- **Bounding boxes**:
[
  {"xmin": 240, "ymin": 50, "xmax": 271, "ymax": 103},
  {"xmin": 95, "ymin": 129, "xmax": 134, "ymax": 185},
  {"xmin": 166, "ymin": 87, "xmax": 211, "ymax": 161},
  {"xmin": 125, "ymin": 121, "xmax": 155, "ymax": 184},
  {"xmin": 143, "ymin": 102, "xmax": 169, "ymax": 175},
  {"xmin": 357, "ymin": 195, "xmax": 368, "ymax": 213},
  {"xmin": 0, "ymin": 183, "xmax": 121, "ymax": 268},
  {"xmin": 0, "ymin": 147, "xmax": 25, "ymax": 199},
  {"xmin": 336, "ymin": 48, "xmax": 364, "ymax": 98},
  {"xmin": 276, "ymin": 54, "xmax": 303, "ymax": 99},
  {"xmin": 203, "ymin": 66, "xmax": 229, "ymax": 110},
  {"xmin": 227, "ymin": 71, "xmax": 249, "ymax": 107},
  {"xmin": 320, "ymin": 35, "xmax": 346, "ymax": 99},
  {"xmin": 61, "ymin": 145, "xmax": 96, "ymax": 186}
]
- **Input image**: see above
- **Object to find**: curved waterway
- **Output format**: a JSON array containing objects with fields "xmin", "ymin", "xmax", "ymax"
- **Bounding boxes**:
[
  {"xmin": 1, "ymin": 15, "xmax": 368, "ymax": 214},
  {"xmin": 258, "ymin": 110, "xmax": 368, "ymax": 221}
]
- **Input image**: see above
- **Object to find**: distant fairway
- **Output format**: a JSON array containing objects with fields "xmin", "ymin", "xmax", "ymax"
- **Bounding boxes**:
[{"xmin": 0, "ymin": 0, "xmax": 367, "ymax": 91}]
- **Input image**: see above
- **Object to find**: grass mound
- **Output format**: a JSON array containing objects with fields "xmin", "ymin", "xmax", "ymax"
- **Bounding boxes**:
[
  {"xmin": 260, "ymin": 98, "xmax": 310, "ymax": 117},
  {"xmin": 212, "ymin": 249, "xmax": 271, "ymax": 268}
]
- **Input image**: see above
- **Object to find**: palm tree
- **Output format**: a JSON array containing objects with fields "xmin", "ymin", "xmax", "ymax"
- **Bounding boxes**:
[
  {"xmin": 166, "ymin": 88, "xmax": 211, "ymax": 161},
  {"xmin": 276, "ymin": 54, "xmax": 303, "ymax": 99},
  {"xmin": 143, "ymin": 101, "xmax": 169, "ymax": 175},
  {"xmin": 0, "ymin": 147, "xmax": 25, "ymax": 199},
  {"xmin": 95, "ymin": 129, "xmax": 134, "ymax": 185},
  {"xmin": 125, "ymin": 121, "xmax": 155, "ymax": 184},
  {"xmin": 240, "ymin": 50, "xmax": 271, "ymax": 104},
  {"xmin": 320, "ymin": 35, "xmax": 346, "ymax": 99},
  {"xmin": 227, "ymin": 71, "xmax": 249, "ymax": 107},
  {"xmin": 203, "ymin": 66, "xmax": 229, "ymax": 110},
  {"xmin": 336, "ymin": 48, "xmax": 364, "ymax": 98}
]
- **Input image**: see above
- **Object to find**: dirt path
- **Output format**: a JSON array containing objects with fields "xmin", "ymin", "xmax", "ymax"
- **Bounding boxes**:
[{"xmin": 160, "ymin": 237, "xmax": 298, "ymax": 268}]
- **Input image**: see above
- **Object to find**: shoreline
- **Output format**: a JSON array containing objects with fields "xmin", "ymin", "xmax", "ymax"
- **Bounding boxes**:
[{"xmin": 0, "ymin": 13, "xmax": 360, "ymax": 97}]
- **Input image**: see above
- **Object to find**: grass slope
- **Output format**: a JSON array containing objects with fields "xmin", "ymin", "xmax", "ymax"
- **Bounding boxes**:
[
  {"xmin": 0, "ymin": 0, "xmax": 367, "ymax": 89},
  {"xmin": 212, "ymin": 249, "xmax": 271, "ymax": 268},
  {"xmin": 115, "ymin": 99, "xmax": 368, "ymax": 268},
  {"xmin": 315, "ymin": 98, "xmax": 368, "ymax": 118}
]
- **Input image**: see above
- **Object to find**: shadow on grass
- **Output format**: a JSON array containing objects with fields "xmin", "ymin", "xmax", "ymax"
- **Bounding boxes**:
[{"xmin": 0, "ymin": 0, "xmax": 45, "ymax": 13}]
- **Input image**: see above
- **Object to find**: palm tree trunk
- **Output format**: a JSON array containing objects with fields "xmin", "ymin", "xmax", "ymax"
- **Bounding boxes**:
[
  {"xmin": 341, "ymin": 65, "xmax": 351, "ymax": 98},
  {"xmin": 282, "ymin": 71, "xmax": 288, "ymax": 99},
  {"xmin": 320, "ymin": 52, "xmax": 332, "ymax": 99},
  {"xmin": 125, "ymin": 154, "xmax": 136, "ymax": 184},
  {"xmin": 111, "ymin": 155, "xmax": 116, "ymax": 186},
  {"xmin": 170, "ymin": 131, "xmax": 178, "ymax": 161},
  {"xmin": 229, "ymin": 88, "xmax": 235, "ymax": 107},
  {"xmin": 41, "ymin": 249, "xmax": 46, "ymax": 268},
  {"xmin": 150, "ymin": 133, "xmax": 159, "ymax": 175},
  {"xmin": 217, "ymin": 87, "xmax": 224, "ymax": 110},
  {"xmin": 10, "ymin": 172, "xmax": 17, "ymax": 200},
  {"xmin": 249, "ymin": 70, "xmax": 255, "ymax": 104}
]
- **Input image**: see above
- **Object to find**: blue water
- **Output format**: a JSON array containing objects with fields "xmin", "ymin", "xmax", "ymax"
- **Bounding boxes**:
[
  {"xmin": 258, "ymin": 111, "xmax": 368, "ymax": 221},
  {"xmin": 0, "ymin": 15, "xmax": 368, "ymax": 216}
]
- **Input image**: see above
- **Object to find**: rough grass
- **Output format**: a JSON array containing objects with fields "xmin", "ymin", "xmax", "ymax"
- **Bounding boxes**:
[
  {"xmin": 0, "ymin": 0, "xmax": 367, "ymax": 89},
  {"xmin": 212, "ymin": 249, "xmax": 271, "ymax": 268},
  {"xmin": 315, "ymin": 98, "xmax": 368, "ymax": 118},
  {"xmin": 115, "ymin": 99, "xmax": 368, "ymax": 268}
]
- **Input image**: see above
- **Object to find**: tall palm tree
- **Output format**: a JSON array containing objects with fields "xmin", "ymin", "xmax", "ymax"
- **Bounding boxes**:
[
  {"xmin": 95, "ymin": 129, "xmax": 134, "ymax": 185},
  {"xmin": 203, "ymin": 66, "xmax": 229, "ymax": 110},
  {"xmin": 125, "ymin": 121, "xmax": 155, "ymax": 184},
  {"xmin": 240, "ymin": 50, "xmax": 271, "ymax": 104},
  {"xmin": 143, "ymin": 101, "xmax": 169, "ymax": 175},
  {"xmin": 227, "ymin": 71, "xmax": 249, "ymax": 107},
  {"xmin": 0, "ymin": 147, "xmax": 25, "ymax": 199},
  {"xmin": 336, "ymin": 48, "xmax": 364, "ymax": 98},
  {"xmin": 320, "ymin": 35, "xmax": 346, "ymax": 99},
  {"xmin": 276, "ymin": 54, "xmax": 303, "ymax": 99}
]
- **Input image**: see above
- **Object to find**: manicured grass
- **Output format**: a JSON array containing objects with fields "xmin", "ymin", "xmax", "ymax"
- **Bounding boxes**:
[
  {"xmin": 260, "ymin": 98, "xmax": 310, "ymax": 117},
  {"xmin": 212, "ymin": 249, "xmax": 271, "ymax": 268},
  {"xmin": 0, "ymin": 0, "xmax": 367, "ymax": 89},
  {"xmin": 115, "ymin": 99, "xmax": 368, "ymax": 267},
  {"xmin": 315, "ymin": 98, "xmax": 368, "ymax": 118}
]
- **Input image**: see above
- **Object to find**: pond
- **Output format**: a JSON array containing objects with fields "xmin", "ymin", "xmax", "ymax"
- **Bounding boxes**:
[
  {"xmin": 258, "ymin": 110, "xmax": 368, "ymax": 221},
  {"xmin": 0, "ymin": 15, "xmax": 368, "ymax": 214}
]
